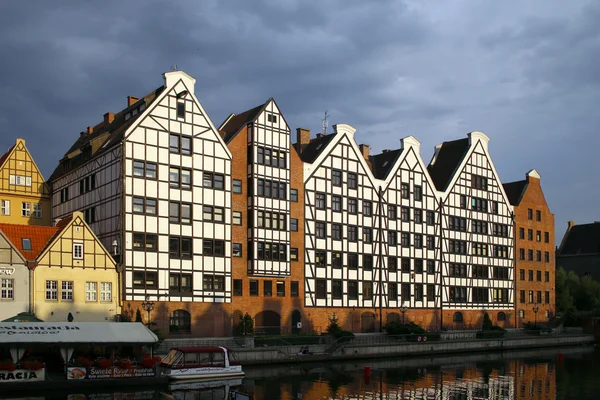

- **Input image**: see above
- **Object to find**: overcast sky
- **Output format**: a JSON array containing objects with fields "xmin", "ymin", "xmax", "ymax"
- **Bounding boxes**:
[{"xmin": 0, "ymin": 0, "xmax": 598, "ymax": 240}]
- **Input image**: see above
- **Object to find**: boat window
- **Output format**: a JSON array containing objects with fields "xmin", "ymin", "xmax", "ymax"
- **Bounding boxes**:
[
  {"xmin": 161, "ymin": 349, "xmax": 182, "ymax": 366},
  {"xmin": 211, "ymin": 351, "xmax": 225, "ymax": 367},
  {"xmin": 229, "ymin": 351, "xmax": 240, "ymax": 366}
]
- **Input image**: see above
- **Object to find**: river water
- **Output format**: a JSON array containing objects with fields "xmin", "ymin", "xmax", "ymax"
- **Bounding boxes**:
[{"xmin": 3, "ymin": 345, "xmax": 599, "ymax": 399}]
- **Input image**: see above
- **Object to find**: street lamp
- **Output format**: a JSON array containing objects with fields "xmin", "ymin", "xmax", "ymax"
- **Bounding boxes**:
[
  {"xmin": 141, "ymin": 296, "xmax": 155, "ymax": 327},
  {"xmin": 532, "ymin": 304, "xmax": 540, "ymax": 328},
  {"xmin": 400, "ymin": 302, "xmax": 408, "ymax": 325}
]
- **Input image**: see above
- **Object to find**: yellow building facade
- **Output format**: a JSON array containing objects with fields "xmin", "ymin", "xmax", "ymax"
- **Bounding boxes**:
[
  {"xmin": 0, "ymin": 138, "xmax": 51, "ymax": 226},
  {"xmin": 32, "ymin": 212, "xmax": 120, "ymax": 322}
]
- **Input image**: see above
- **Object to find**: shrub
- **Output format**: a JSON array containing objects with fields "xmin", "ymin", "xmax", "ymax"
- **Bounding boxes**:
[
  {"xmin": 384, "ymin": 321, "xmax": 425, "ymax": 335},
  {"xmin": 135, "ymin": 309, "xmax": 143, "ymax": 323},
  {"xmin": 482, "ymin": 313, "xmax": 493, "ymax": 331},
  {"xmin": 239, "ymin": 313, "xmax": 254, "ymax": 336},
  {"xmin": 332, "ymin": 330, "xmax": 355, "ymax": 343}
]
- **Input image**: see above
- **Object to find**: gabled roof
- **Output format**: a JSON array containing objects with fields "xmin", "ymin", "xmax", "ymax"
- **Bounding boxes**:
[
  {"xmin": 219, "ymin": 102, "xmax": 266, "ymax": 143},
  {"xmin": 427, "ymin": 138, "xmax": 470, "ymax": 191},
  {"xmin": 502, "ymin": 180, "xmax": 527, "ymax": 206},
  {"xmin": 0, "ymin": 144, "xmax": 15, "ymax": 169},
  {"xmin": 0, "ymin": 224, "xmax": 61, "ymax": 261},
  {"xmin": 49, "ymin": 86, "xmax": 165, "ymax": 182},
  {"xmin": 370, "ymin": 149, "xmax": 403, "ymax": 179},
  {"xmin": 559, "ymin": 223, "xmax": 600, "ymax": 256},
  {"xmin": 299, "ymin": 134, "xmax": 337, "ymax": 163}
]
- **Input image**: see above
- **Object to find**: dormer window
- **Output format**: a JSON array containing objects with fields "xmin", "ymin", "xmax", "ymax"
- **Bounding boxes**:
[
  {"xmin": 177, "ymin": 102, "xmax": 186, "ymax": 119},
  {"xmin": 139, "ymin": 103, "xmax": 146, "ymax": 112},
  {"xmin": 125, "ymin": 112, "xmax": 132, "ymax": 121},
  {"xmin": 267, "ymin": 113, "xmax": 277, "ymax": 123},
  {"xmin": 22, "ymin": 238, "xmax": 31, "ymax": 251}
]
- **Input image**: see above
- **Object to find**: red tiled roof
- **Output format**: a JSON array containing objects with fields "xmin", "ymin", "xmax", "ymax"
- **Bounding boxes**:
[
  {"xmin": 0, "ymin": 223, "xmax": 60, "ymax": 261},
  {"xmin": 0, "ymin": 144, "xmax": 15, "ymax": 169}
]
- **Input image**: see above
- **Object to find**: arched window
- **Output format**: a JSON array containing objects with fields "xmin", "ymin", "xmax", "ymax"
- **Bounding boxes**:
[
  {"xmin": 170, "ymin": 310, "xmax": 191, "ymax": 334},
  {"xmin": 498, "ymin": 312, "xmax": 506, "ymax": 321},
  {"xmin": 453, "ymin": 312, "xmax": 463, "ymax": 323}
]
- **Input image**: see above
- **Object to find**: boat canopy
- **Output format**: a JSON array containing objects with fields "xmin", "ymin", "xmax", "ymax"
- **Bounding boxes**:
[{"xmin": 162, "ymin": 346, "xmax": 238, "ymax": 368}]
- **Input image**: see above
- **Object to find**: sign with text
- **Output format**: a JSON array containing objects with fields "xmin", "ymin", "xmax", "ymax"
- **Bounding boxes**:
[
  {"xmin": 0, "ymin": 368, "xmax": 45, "ymax": 383},
  {"xmin": 68, "ymin": 366, "xmax": 155, "ymax": 380}
]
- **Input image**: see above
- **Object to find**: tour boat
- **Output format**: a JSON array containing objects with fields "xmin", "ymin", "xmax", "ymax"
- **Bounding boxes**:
[{"xmin": 160, "ymin": 346, "xmax": 244, "ymax": 380}]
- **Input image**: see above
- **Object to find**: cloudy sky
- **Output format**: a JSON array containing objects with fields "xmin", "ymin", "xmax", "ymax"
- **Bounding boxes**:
[{"xmin": 0, "ymin": 0, "xmax": 598, "ymax": 239}]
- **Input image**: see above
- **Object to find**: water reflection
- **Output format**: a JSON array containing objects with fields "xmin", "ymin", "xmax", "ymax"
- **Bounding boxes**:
[{"xmin": 2, "ymin": 346, "xmax": 596, "ymax": 400}]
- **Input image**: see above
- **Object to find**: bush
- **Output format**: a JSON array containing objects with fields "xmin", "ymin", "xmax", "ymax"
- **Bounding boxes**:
[
  {"xmin": 332, "ymin": 330, "xmax": 355, "ymax": 343},
  {"xmin": 326, "ymin": 313, "xmax": 341, "ymax": 334},
  {"xmin": 482, "ymin": 313, "xmax": 493, "ymax": 331},
  {"xmin": 238, "ymin": 313, "xmax": 254, "ymax": 336},
  {"xmin": 384, "ymin": 321, "xmax": 425, "ymax": 335},
  {"xmin": 135, "ymin": 309, "xmax": 143, "ymax": 323}
]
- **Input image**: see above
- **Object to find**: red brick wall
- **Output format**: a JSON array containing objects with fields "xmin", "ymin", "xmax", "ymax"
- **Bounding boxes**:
[{"xmin": 513, "ymin": 175, "xmax": 555, "ymax": 327}]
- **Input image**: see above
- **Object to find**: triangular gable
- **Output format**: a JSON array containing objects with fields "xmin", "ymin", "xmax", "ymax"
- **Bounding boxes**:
[
  {"xmin": 123, "ymin": 72, "xmax": 232, "ymax": 160},
  {"xmin": 0, "ymin": 229, "xmax": 27, "ymax": 264},
  {"xmin": 0, "ymin": 139, "xmax": 50, "ymax": 196}
]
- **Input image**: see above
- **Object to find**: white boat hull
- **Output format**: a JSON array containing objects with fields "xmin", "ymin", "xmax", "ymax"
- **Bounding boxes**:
[{"xmin": 163, "ymin": 366, "xmax": 244, "ymax": 381}]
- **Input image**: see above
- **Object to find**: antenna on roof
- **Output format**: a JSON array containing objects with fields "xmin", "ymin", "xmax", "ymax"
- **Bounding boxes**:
[
  {"xmin": 170, "ymin": 64, "xmax": 178, "ymax": 71},
  {"xmin": 322, "ymin": 110, "xmax": 329, "ymax": 135}
]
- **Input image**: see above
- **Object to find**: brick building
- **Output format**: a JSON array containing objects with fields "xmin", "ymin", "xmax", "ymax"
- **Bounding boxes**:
[
  {"xmin": 47, "ymin": 69, "xmax": 536, "ymax": 336},
  {"xmin": 503, "ymin": 170, "xmax": 555, "ymax": 327}
]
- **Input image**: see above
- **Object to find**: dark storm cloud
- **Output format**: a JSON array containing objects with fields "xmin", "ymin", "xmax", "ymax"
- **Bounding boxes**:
[{"xmin": 0, "ymin": 0, "xmax": 598, "ymax": 237}]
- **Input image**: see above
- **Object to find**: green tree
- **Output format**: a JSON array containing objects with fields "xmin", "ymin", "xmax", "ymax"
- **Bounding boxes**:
[
  {"xmin": 556, "ymin": 267, "xmax": 575, "ymax": 313},
  {"xmin": 482, "ymin": 312, "xmax": 493, "ymax": 331},
  {"xmin": 239, "ymin": 313, "xmax": 254, "ymax": 336},
  {"xmin": 135, "ymin": 309, "xmax": 143, "ymax": 323},
  {"xmin": 326, "ymin": 312, "xmax": 341, "ymax": 334}
]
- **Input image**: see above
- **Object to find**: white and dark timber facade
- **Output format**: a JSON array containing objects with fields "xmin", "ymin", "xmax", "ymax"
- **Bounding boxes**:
[{"xmin": 49, "ymin": 69, "xmax": 517, "ymax": 336}]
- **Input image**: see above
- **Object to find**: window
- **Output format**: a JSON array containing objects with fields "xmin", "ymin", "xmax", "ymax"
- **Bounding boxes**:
[
  {"xmin": 332, "ymin": 280, "xmax": 343, "ymax": 299},
  {"xmin": 202, "ymin": 275, "xmax": 225, "ymax": 291},
  {"xmin": 401, "ymin": 283, "xmax": 411, "ymax": 301},
  {"xmin": 519, "ymin": 248, "xmax": 525, "ymax": 260},
  {"xmin": 133, "ymin": 160, "xmax": 157, "ymax": 179},
  {"xmin": 348, "ymin": 226, "xmax": 358, "ymax": 242},
  {"xmin": 545, "ymin": 271, "xmax": 550, "ymax": 282},
  {"xmin": 233, "ymin": 243, "xmax": 242, "ymax": 257},
  {"xmin": 527, "ymin": 208, "xmax": 533, "ymax": 220},
  {"xmin": 60, "ymin": 188, "xmax": 69, "ymax": 203},
  {"xmin": 536, "ymin": 231, "xmax": 541, "ymax": 242},
  {"xmin": 388, "ymin": 257, "xmax": 397, "ymax": 272},
  {"xmin": 414, "ymin": 185, "xmax": 423, "ymax": 201},
  {"xmin": 449, "ymin": 263, "xmax": 467, "ymax": 277},
  {"xmin": 493, "ymin": 245, "xmax": 509, "ymax": 259},
  {"xmin": 427, "ymin": 235, "xmax": 435, "ymax": 250},
  {"xmin": 21, "ymin": 202, "xmax": 30, "ymax": 217},
  {"xmin": 291, "ymin": 218, "xmax": 298, "ymax": 232},
  {"xmin": 493, "ymin": 267, "xmax": 509, "ymax": 280},
  {"xmin": 348, "ymin": 198, "xmax": 358, "ymax": 214},
  {"xmin": 471, "ymin": 197, "xmax": 488, "ymax": 212},
  {"xmin": 331, "ymin": 252, "xmax": 342, "ymax": 269},
  {"xmin": 0, "ymin": 200, "xmax": 9, "ymax": 215},
  {"xmin": 233, "ymin": 179, "xmax": 242, "ymax": 194},
  {"xmin": 264, "ymin": 281, "xmax": 273, "ymax": 297},
  {"xmin": 168, "ymin": 202, "xmax": 192, "ymax": 224},
  {"xmin": 84, "ymin": 207, "xmax": 96, "ymax": 224},
  {"xmin": 363, "ymin": 281, "xmax": 373, "ymax": 300},
  {"xmin": 471, "ymin": 174, "xmax": 488, "ymax": 190},
  {"xmin": 332, "ymin": 169, "xmax": 342, "ymax": 186},
  {"xmin": 170, "ymin": 310, "xmax": 191, "ymax": 334},
  {"xmin": 520, "ymin": 269, "xmax": 525, "ymax": 280},
  {"xmin": 315, "ymin": 251, "xmax": 326, "ymax": 267},
  {"xmin": 427, "ymin": 260, "xmax": 435, "ymax": 274},
  {"xmin": 527, "ymin": 229, "xmax": 533, "ymax": 241},
  {"xmin": 46, "ymin": 280, "xmax": 58, "ymax": 300},
  {"xmin": 1, "ymin": 279, "xmax": 14, "ymax": 300},
  {"xmin": 348, "ymin": 253, "xmax": 359, "ymax": 269},
  {"xmin": 132, "ymin": 271, "xmax": 157, "ymax": 289},
  {"xmin": 100, "ymin": 282, "xmax": 112, "ymax": 302},
  {"xmin": 169, "ymin": 134, "xmax": 192, "ymax": 155},
  {"xmin": 250, "ymin": 280, "xmax": 259, "ymax": 296},
  {"xmin": 519, "ymin": 228, "xmax": 525, "ymax": 239},
  {"xmin": 449, "ymin": 287, "xmax": 467, "ymax": 303},
  {"xmin": 472, "ymin": 242, "xmax": 488, "ymax": 256},
  {"xmin": 73, "ymin": 243, "xmax": 83, "ymax": 259},
  {"xmin": 363, "ymin": 254, "xmax": 373, "ymax": 271},
  {"xmin": 536, "ymin": 210, "xmax": 541, "ymax": 221},
  {"xmin": 169, "ymin": 167, "xmax": 192, "ymax": 190},
  {"xmin": 316, "ymin": 222, "xmax": 326, "ymax": 238},
  {"xmin": 291, "ymin": 281, "xmax": 299, "ymax": 297},
  {"xmin": 203, "ymin": 172, "xmax": 225, "ymax": 190},
  {"xmin": 61, "ymin": 281, "xmax": 73, "ymax": 301},
  {"xmin": 290, "ymin": 188, "xmax": 298, "ymax": 202},
  {"xmin": 276, "ymin": 281, "xmax": 285, "ymax": 297},
  {"xmin": 473, "ymin": 265, "xmax": 489, "ymax": 278},
  {"xmin": 267, "ymin": 113, "xmax": 278, "ymax": 123},
  {"xmin": 363, "ymin": 201, "xmax": 372, "ymax": 216},
  {"xmin": 520, "ymin": 290, "xmax": 525, "ymax": 303},
  {"xmin": 401, "ymin": 183, "xmax": 409, "ymax": 199},
  {"xmin": 22, "ymin": 238, "xmax": 31, "ymax": 251},
  {"xmin": 414, "ymin": 234, "xmax": 423, "ymax": 248},
  {"xmin": 233, "ymin": 211, "xmax": 242, "ymax": 225},
  {"xmin": 545, "ymin": 291, "xmax": 550, "ymax": 304},
  {"xmin": 202, "ymin": 205, "xmax": 222, "ymax": 223},
  {"xmin": 401, "ymin": 207, "xmax": 410, "ymax": 222},
  {"xmin": 85, "ymin": 282, "xmax": 97, "ymax": 301},
  {"xmin": 401, "ymin": 232, "xmax": 410, "ymax": 247},
  {"xmin": 257, "ymin": 179, "xmax": 286, "ymax": 199},
  {"xmin": 316, "ymin": 279, "xmax": 327, "ymax": 299},
  {"xmin": 332, "ymin": 195, "xmax": 342, "ymax": 212},
  {"xmin": 528, "ymin": 270, "xmax": 534, "ymax": 281},
  {"xmin": 536, "ymin": 270, "xmax": 542, "ymax": 282},
  {"xmin": 348, "ymin": 281, "xmax": 359, "ymax": 300},
  {"xmin": 203, "ymin": 239, "xmax": 225, "ymax": 257},
  {"xmin": 519, "ymin": 309, "xmax": 525, "ymax": 318},
  {"xmin": 401, "ymin": 258, "xmax": 411, "ymax": 273},
  {"xmin": 449, "ymin": 240, "xmax": 467, "ymax": 255},
  {"xmin": 536, "ymin": 250, "xmax": 542, "ymax": 262},
  {"xmin": 316, "ymin": 193, "xmax": 326, "ymax": 209},
  {"xmin": 426, "ymin": 211, "xmax": 435, "ymax": 225},
  {"xmin": 348, "ymin": 173, "xmax": 358, "ymax": 189},
  {"xmin": 536, "ymin": 291, "xmax": 542, "ymax": 304},
  {"xmin": 133, "ymin": 233, "xmax": 158, "ymax": 252},
  {"xmin": 544, "ymin": 232, "xmax": 550, "ymax": 243},
  {"xmin": 134, "ymin": 197, "xmax": 157, "ymax": 215},
  {"xmin": 290, "ymin": 248, "xmax": 298, "ymax": 261},
  {"xmin": 233, "ymin": 280, "xmax": 243, "ymax": 296},
  {"xmin": 460, "ymin": 195, "xmax": 467, "ymax": 209},
  {"xmin": 414, "ymin": 209, "xmax": 422, "ymax": 224},
  {"xmin": 449, "ymin": 216, "xmax": 466, "ymax": 232},
  {"xmin": 33, "ymin": 203, "xmax": 42, "ymax": 218},
  {"xmin": 363, "ymin": 228, "xmax": 373, "ymax": 243},
  {"xmin": 528, "ymin": 249, "xmax": 533, "ymax": 261},
  {"xmin": 414, "ymin": 259, "xmax": 424, "ymax": 274},
  {"xmin": 388, "ymin": 283, "xmax": 398, "ymax": 301},
  {"xmin": 169, "ymin": 237, "xmax": 193, "ymax": 259},
  {"xmin": 388, "ymin": 205, "xmax": 397, "ymax": 220},
  {"xmin": 426, "ymin": 284, "xmax": 435, "ymax": 302},
  {"xmin": 493, "ymin": 223, "xmax": 509, "ymax": 237},
  {"xmin": 333, "ymin": 224, "xmax": 342, "ymax": 240},
  {"xmin": 177, "ymin": 102, "xmax": 186, "ymax": 119},
  {"xmin": 388, "ymin": 231, "xmax": 397, "ymax": 246}
]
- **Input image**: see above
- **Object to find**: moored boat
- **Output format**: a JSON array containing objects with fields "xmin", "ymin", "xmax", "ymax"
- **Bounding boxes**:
[{"xmin": 160, "ymin": 346, "xmax": 244, "ymax": 381}]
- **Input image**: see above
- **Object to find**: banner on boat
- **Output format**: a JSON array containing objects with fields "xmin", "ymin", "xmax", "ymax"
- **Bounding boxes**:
[
  {"xmin": 67, "ymin": 366, "xmax": 155, "ymax": 380},
  {"xmin": 0, "ymin": 368, "xmax": 45, "ymax": 382}
]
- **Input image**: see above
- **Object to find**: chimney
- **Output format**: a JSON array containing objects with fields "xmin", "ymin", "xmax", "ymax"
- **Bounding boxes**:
[
  {"xmin": 568, "ymin": 221, "xmax": 575, "ymax": 229},
  {"xmin": 104, "ymin": 112, "xmax": 115, "ymax": 124},
  {"xmin": 112, "ymin": 240, "xmax": 119, "ymax": 256},
  {"xmin": 359, "ymin": 144, "xmax": 370, "ymax": 161},
  {"xmin": 127, "ymin": 96, "xmax": 139, "ymax": 106},
  {"xmin": 296, "ymin": 128, "xmax": 311, "ymax": 152},
  {"xmin": 79, "ymin": 131, "xmax": 87, "ymax": 137},
  {"xmin": 86, "ymin": 126, "xmax": 94, "ymax": 134}
]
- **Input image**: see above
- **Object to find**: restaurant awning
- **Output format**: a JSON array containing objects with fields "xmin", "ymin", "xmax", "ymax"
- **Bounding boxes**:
[
  {"xmin": 2, "ymin": 312, "xmax": 44, "ymax": 322},
  {"xmin": 0, "ymin": 322, "xmax": 158, "ymax": 345}
]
